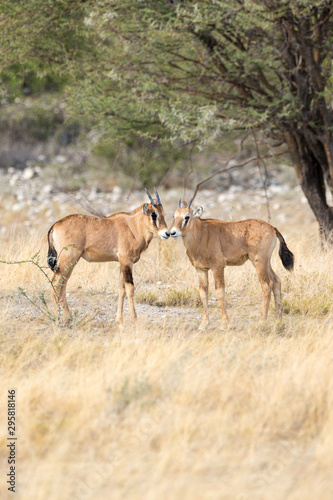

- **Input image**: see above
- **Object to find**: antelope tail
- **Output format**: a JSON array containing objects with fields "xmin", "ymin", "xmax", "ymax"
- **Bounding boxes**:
[
  {"xmin": 47, "ymin": 228, "xmax": 59, "ymax": 272},
  {"xmin": 274, "ymin": 228, "xmax": 294, "ymax": 271}
]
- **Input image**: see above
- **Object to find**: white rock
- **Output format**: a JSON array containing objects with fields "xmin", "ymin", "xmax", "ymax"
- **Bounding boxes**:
[
  {"xmin": 206, "ymin": 201, "xmax": 217, "ymax": 208},
  {"xmin": 54, "ymin": 155, "xmax": 66, "ymax": 164},
  {"xmin": 16, "ymin": 192, "xmax": 25, "ymax": 202},
  {"xmin": 88, "ymin": 189, "xmax": 98, "ymax": 201},
  {"xmin": 22, "ymin": 167, "xmax": 36, "ymax": 180},
  {"xmin": 229, "ymin": 185, "xmax": 243, "ymax": 193},
  {"xmin": 269, "ymin": 185, "xmax": 287, "ymax": 194},
  {"xmin": 12, "ymin": 202, "xmax": 25, "ymax": 212},
  {"xmin": 41, "ymin": 184, "xmax": 53, "ymax": 196},
  {"xmin": 224, "ymin": 192, "xmax": 236, "ymax": 201},
  {"xmin": 9, "ymin": 173, "xmax": 21, "ymax": 186}
]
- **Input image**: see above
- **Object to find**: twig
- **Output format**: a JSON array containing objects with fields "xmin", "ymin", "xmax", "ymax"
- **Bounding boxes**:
[
  {"xmin": 74, "ymin": 193, "xmax": 107, "ymax": 218},
  {"xmin": 0, "ymin": 252, "xmax": 57, "ymax": 321},
  {"xmin": 76, "ymin": 309, "xmax": 101, "ymax": 328},
  {"xmin": 127, "ymin": 164, "xmax": 146, "ymax": 199},
  {"xmin": 18, "ymin": 287, "xmax": 53, "ymax": 320},
  {"xmin": 126, "ymin": 138, "xmax": 198, "ymax": 197},
  {"xmin": 253, "ymin": 131, "xmax": 271, "ymax": 222},
  {"xmin": 183, "ymin": 142, "xmax": 195, "ymax": 199},
  {"xmin": 190, "ymin": 149, "xmax": 288, "ymax": 203},
  {"xmin": 127, "ymin": 141, "xmax": 148, "ymax": 199},
  {"xmin": 0, "ymin": 249, "xmax": 77, "ymax": 321},
  {"xmin": 0, "ymin": 253, "xmax": 58, "ymax": 300}
]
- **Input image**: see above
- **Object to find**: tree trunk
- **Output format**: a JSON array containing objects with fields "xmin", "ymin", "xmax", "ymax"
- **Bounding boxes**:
[
  {"xmin": 301, "ymin": 165, "xmax": 333, "ymax": 246},
  {"xmin": 284, "ymin": 129, "xmax": 333, "ymax": 246}
]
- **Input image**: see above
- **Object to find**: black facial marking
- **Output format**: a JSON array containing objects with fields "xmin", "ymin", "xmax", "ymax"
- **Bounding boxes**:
[{"xmin": 151, "ymin": 211, "xmax": 158, "ymax": 226}]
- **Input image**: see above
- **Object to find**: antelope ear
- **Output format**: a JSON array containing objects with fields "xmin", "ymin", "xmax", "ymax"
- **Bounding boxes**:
[
  {"xmin": 192, "ymin": 206, "xmax": 203, "ymax": 218},
  {"xmin": 142, "ymin": 203, "xmax": 149, "ymax": 214}
]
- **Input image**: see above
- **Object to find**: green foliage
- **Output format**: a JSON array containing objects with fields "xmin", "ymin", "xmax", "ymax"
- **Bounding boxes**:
[
  {"xmin": 92, "ymin": 133, "xmax": 194, "ymax": 187},
  {"xmin": 0, "ymin": 103, "xmax": 64, "ymax": 142},
  {"xmin": 1, "ymin": 0, "xmax": 332, "ymax": 145},
  {"xmin": 1, "ymin": 0, "xmax": 332, "ymax": 147},
  {"xmin": 0, "ymin": 62, "xmax": 68, "ymax": 101},
  {"xmin": 0, "ymin": 0, "xmax": 96, "ymax": 103},
  {"xmin": 48, "ymin": 0, "xmax": 331, "ymax": 153}
]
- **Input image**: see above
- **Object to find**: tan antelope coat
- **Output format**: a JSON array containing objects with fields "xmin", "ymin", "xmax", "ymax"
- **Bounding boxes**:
[
  {"xmin": 171, "ymin": 201, "xmax": 294, "ymax": 330},
  {"xmin": 47, "ymin": 191, "xmax": 170, "ymax": 324}
]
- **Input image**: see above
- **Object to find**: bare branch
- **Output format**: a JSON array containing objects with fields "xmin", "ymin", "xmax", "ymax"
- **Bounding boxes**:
[
  {"xmin": 190, "ymin": 149, "xmax": 289, "ymax": 203},
  {"xmin": 74, "ymin": 194, "xmax": 107, "ymax": 218},
  {"xmin": 183, "ymin": 142, "xmax": 195, "ymax": 199},
  {"xmin": 253, "ymin": 131, "xmax": 271, "ymax": 223}
]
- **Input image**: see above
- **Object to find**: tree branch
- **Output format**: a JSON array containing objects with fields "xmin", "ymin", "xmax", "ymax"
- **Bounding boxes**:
[{"xmin": 190, "ymin": 149, "xmax": 289, "ymax": 203}]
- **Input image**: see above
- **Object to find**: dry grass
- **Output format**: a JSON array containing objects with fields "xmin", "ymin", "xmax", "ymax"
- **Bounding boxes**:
[{"xmin": 0, "ymin": 214, "xmax": 333, "ymax": 500}]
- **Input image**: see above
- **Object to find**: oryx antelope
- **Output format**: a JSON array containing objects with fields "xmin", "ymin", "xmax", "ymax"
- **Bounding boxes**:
[
  {"xmin": 47, "ymin": 188, "xmax": 170, "ymax": 324},
  {"xmin": 170, "ymin": 200, "xmax": 294, "ymax": 330}
]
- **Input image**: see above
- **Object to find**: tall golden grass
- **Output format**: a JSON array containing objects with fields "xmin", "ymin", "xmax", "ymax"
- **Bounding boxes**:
[{"xmin": 0, "ymin": 221, "xmax": 332, "ymax": 500}]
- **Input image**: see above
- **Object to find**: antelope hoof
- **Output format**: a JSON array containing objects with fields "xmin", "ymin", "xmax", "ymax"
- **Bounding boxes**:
[
  {"xmin": 198, "ymin": 320, "xmax": 210, "ymax": 332},
  {"xmin": 128, "ymin": 315, "xmax": 138, "ymax": 326},
  {"xmin": 220, "ymin": 319, "xmax": 229, "ymax": 331}
]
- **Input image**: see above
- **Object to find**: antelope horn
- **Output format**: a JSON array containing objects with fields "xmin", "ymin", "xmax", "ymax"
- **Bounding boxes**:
[
  {"xmin": 188, "ymin": 198, "xmax": 194, "ymax": 209},
  {"xmin": 154, "ymin": 187, "xmax": 161, "ymax": 205},
  {"xmin": 145, "ymin": 188, "xmax": 156, "ymax": 206},
  {"xmin": 178, "ymin": 198, "xmax": 181, "ymax": 207}
]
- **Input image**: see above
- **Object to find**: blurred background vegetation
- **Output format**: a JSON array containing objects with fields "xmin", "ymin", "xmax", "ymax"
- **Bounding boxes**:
[
  {"xmin": 0, "ymin": 1, "xmax": 332, "ymax": 241},
  {"xmin": 0, "ymin": 56, "xmax": 224, "ymax": 189},
  {"xmin": 0, "ymin": 1, "xmax": 289, "ymax": 187}
]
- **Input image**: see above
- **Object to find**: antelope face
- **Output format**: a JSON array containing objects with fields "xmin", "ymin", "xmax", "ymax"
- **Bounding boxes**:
[
  {"xmin": 170, "ymin": 203, "xmax": 203, "ymax": 239},
  {"xmin": 142, "ymin": 203, "xmax": 170, "ymax": 240},
  {"xmin": 144, "ymin": 187, "xmax": 170, "ymax": 240}
]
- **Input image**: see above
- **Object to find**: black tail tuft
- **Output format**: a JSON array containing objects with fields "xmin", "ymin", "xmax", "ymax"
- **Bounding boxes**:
[
  {"xmin": 275, "ymin": 228, "xmax": 294, "ymax": 271},
  {"xmin": 279, "ymin": 243, "xmax": 294, "ymax": 271},
  {"xmin": 47, "ymin": 228, "xmax": 58, "ymax": 272}
]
